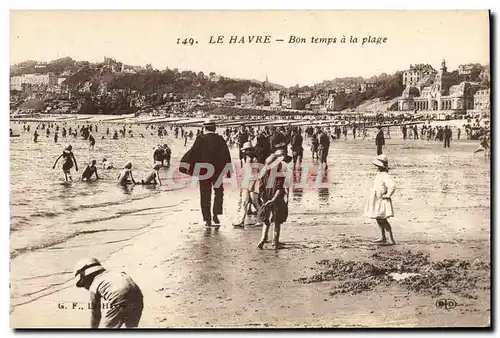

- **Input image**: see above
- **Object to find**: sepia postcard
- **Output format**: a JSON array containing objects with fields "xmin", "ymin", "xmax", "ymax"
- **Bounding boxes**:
[{"xmin": 9, "ymin": 10, "xmax": 491, "ymax": 328}]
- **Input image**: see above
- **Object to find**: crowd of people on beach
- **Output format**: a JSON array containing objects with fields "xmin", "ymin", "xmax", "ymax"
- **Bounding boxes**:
[{"xmin": 12, "ymin": 115, "xmax": 490, "ymax": 328}]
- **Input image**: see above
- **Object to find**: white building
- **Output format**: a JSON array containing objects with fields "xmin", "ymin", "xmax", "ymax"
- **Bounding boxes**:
[
  {"xmin": 402, "ymin": 64, "xmax": 436, "ymax": 87},
  {"xmin": 474, "ymin": 88, "xmax": 490, "ymax": 111},
  {"xmin": 269, "ymin": 90, "xmax": 282, "ymax": 107},
  {"xmin": 10, "ymin": 73, "xmax": 58, "ymax": 91},
  {"xmin": 223, "ymin": 93, "xmax": 237, "ymax": 102}
]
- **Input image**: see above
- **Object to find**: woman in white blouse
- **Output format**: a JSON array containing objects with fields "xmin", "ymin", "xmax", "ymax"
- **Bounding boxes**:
[{"xmin": 364, "ymin": 154, "xmax": 397, "ymax": 245}]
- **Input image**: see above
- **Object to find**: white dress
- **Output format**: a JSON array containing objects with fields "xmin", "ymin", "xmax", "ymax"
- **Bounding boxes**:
[{"xmin": 364, "ymin": 171, "xmax": 396, "ymax": 219}]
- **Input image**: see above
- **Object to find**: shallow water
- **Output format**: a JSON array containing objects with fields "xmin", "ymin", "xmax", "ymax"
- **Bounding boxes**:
[{"xmin": 10, "ymin": 122, "xmax": 194, "ymax": 256}]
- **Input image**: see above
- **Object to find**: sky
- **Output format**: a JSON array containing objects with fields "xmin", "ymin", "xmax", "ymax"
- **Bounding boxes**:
[{"xmin": 10, "ymin": 10, "xmax": 490, "ymax": 87}]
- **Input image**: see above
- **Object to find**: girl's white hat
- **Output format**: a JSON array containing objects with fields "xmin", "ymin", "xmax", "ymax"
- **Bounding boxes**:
[
  {"xmin": 241, "ymin": 142, "xmax": 253, "ymax": 150},
  {"xmin": 372, "ymin": 154, "xmax": 389, "ymax": 168}
]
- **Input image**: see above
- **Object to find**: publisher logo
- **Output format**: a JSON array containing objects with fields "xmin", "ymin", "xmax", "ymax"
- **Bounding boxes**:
[{"xmin": 435, "ymin": 298, "xmax": 457, "ymax": 310}]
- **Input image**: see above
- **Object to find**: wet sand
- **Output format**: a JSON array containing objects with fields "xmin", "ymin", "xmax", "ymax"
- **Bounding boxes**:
[{"xmin": 10, "ymin": 136, "xmax": 490, "ymax": 328}]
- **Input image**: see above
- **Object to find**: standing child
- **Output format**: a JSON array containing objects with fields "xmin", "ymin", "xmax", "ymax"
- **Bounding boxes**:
[
  {"xmin": 53, "ymin": 145, "xmax": 79, "ymax": 182},
  {"xmin": 364, "ymin": 154, "xmax": 397, "ymax": 245},
  {"xmin": 257, "ymin": 149, "xmax": 291, "ymax": 249},
  {"xmin": 233, "ymin": 142, "xmax": 262, "ymax": 228}
]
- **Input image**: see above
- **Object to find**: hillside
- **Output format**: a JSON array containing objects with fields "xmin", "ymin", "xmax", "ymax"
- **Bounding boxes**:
[
  {"xmin": 343, "ymin": 97, "xmax": 399, "ymax": 112},
  {"xmin": 10, "ymin": 58, "xmax": 490, "ymax": 114}
]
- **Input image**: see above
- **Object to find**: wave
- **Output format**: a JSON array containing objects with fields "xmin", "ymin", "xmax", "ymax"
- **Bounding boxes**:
[
  {"xmin": 10, "ymin": 229, "xmax": 108, "ymax": 259},
  {"xmin": 11, "ymin": 202, "xmax": 184, "ymax": 259},
  {"xmin": 70, "ymin": 204, "xmax": 178, "ymax": 225},
  {"xmin": 23, "ymin": 189, "xmax": 162, "ymax": 220}
]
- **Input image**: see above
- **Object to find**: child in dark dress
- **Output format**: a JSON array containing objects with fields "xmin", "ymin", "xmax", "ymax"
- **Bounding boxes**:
[{"xmin": 257, "ymin": 149, "xmax": 291, "ymax": 249}]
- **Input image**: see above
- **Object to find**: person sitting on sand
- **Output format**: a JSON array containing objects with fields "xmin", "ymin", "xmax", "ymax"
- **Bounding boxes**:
[
  {"xmin": 81, "ymin": 160, "xmax": 99, "ymax": 181},
  {"xmin": 73, "ymin": 257, "xmax": 143, "ymax": 328},
  {"xmin": 364, "ymin": 154, "xmax": 396, "ymax": 246},
  {"xmin": 117, "ymin": 162, "xmax": 137, "ymax": 186},
  {"xmin": 102, "ymin": 158, "xmax": 114, "ymax": 170},
  {"xmin": 52, "ymin": 145, "xmax": 79, "ymax": 182},
  {"xmin": 139, "ymin": 164, "xmax": 162, "ymax": 186}
]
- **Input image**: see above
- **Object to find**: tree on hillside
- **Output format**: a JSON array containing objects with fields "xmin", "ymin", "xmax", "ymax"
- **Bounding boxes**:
[{"xmin": 48, "ymin": 57, "xmax": 75, "ymax": 74}]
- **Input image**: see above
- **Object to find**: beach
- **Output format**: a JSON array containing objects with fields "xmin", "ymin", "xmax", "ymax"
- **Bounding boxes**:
[{"xmin": 10, "ymin": 120, "xmax": 490, "ymax": 328}]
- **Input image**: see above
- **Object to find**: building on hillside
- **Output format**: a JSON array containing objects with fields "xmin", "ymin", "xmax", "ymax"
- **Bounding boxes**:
[
  {"xmin": 241, "ymin": 92, "xmax": 265, "ymax": 106},
  {"xmin": 325, "ymin": 93, "xmax": 343, "ymax": 111},
  {"xmin": 223, "ymin": 93, "xmax": 240, "ymax": 106},
  {"xmin": 209, "ymin": 74, "xmax": 220, "ymax": 82},
  {"xmin": 458, "ymin": 64, "xmax": 476, "ymax": 76},
  {"xmin": 103, "ymin": 57, "xmax": 123, "ymax": 73},
  {"xmin": 398, "ymin": 60, "xmax": 479, "ymax": 112},
  {"xmin": 297, "ymin": 91, "xmax": 312, "ymax": 99},
  {"xmin": 269, "ymin": 90, "xmax": 283, "ymax": 108},
  {"xmin": 240, "ymin": 93, "xmax": 252, "ymax": 106},
  {"xmin": 402, "ymin": 63, "xmax": 436, "ymax": 87},
  {"xmin": 365, "ymin": 80, "xmax": 377, "ymax": 90},
  {"xmin": 309, "ymin": 97, "xmax": 322, "ymax": 113},
  {"xmin": 479, "ymin": 67, "xmax": 490, "ymax": 83},
  {"xmin": 10, "ymin": 73, "xmax": 58, "ymax": 91},
  {"xmin": 474, "ymin": 88, "xmax": 490, "ymax": 111},
  {"xmin": 344, "ymin": 84, "xmax": 361, "ymax": 94},
  {"xmin": 282, "ymin": 96, "xmax": 304, "ymax": 110}
]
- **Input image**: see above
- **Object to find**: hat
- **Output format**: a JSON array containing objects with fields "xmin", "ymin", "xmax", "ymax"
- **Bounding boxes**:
[
  {"xmin": 74, "ymin": 258, "xmax": 105, "ymax": 287},
  {"xmin": 265, "ymin": 149, "xmax": 292, "ymax": 170},
  {"xmin": 203, "ymin": 119, "xmax": 216, "ymax": 127},
  {"xmin": 241, "ymin": 142, "xmax": 253, "ymax": 151},
  {"xmin": 265, "ymin": 153, "xmax": 284, "ymax": 170},
  {"xmin": 372, "ymin": 154, "xmax": 389, "ymax": 169}
]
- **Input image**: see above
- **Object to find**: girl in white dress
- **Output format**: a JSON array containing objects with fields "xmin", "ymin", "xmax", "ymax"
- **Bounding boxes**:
[{"xmin": 364, "ymin": 154, "xmax": 397, "ymax": 245}]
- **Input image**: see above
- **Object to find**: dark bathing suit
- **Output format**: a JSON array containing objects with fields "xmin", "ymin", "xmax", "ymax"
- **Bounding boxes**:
[{"xmin": 62, "ymin": 151, "xmax": 74, "ymax": 172}]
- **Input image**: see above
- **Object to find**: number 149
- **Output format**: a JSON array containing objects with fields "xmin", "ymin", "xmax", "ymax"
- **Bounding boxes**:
[{"xmin": 177, "ymin": 38, "xmax": 198, "ymax": 45}]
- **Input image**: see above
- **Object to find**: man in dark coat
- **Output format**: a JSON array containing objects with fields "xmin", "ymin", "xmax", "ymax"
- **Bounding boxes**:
[
  {"xmin": 187, "ymin": 119, "xmax": 232, "ymax": 227},
  {"xmin": 270, "ymin": 127, "xmax": 287, "ymax": 152},
  {"xmin": 375, "ymin": 126, "xmax": 385, "ymax": 155},
  {"xmin": 318, "ymin": 128, "xmax": 330, "ymax": 167}
]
